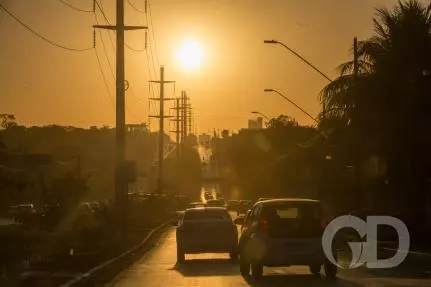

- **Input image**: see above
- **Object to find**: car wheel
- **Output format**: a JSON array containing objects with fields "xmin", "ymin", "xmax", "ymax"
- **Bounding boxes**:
[
  {"xmin": 309, "ymin": 264, "xmax": 321, "ymax": 275},
  {"xmin": 176, "ymin": 244, "xmax": 185, "ymax": 263},
  {"xmin": 239, "ymin": 256, "xmax": 250, "ymax": 276},
  {"xmin": 251, "ymin": 262, "xmax": 263, "ymax": 279},
  {"xmin": 324, "ymin": 262, "xmax": 337, "ymax": 280}
]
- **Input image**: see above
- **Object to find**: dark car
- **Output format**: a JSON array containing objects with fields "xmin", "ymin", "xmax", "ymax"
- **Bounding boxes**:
[
  {"xmin": 175, "ymin": 207, "xmax": 238, "ymax": 262},
  {"xmin": 234, "ymin": 198, "xmax": 337, "ymax": 280},
  {"xmin": 206, "ymin": 199, "xmax": 226, "ymax": 207},
  {"xmin": 236, "ymin": 200, "xmax": 252, "ymax": 215},
  {"xmin": 227, "ymin": 200, "xmax": 240, "ymax": 211}
]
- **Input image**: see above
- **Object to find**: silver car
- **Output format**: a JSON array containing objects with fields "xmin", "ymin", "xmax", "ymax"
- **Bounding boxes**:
[{"xmin": 175, "ymin": 207, "xmax": 238, "ymax": 263}]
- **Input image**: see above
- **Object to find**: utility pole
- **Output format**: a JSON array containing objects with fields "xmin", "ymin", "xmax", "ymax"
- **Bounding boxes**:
[
  {"xmin": 182, "ymin": 91, "xmax": 188, "ymax": 144},
  {"xmin": 353, "ymin": 37, "xmax": 362, "ymax": 209},
  {"xmin": 94, "ymin": 1, "xmax": 147, "ymax": 231},
  {"xmin": 170, "ymin": 97, "xmax": 182, "ymax": 156},
  {"xmin": 187, "ymin": 102, "xmax": 193, "ymax": 136},
  {"xmin": 149, "ymin": 66, "xmax": 175, "ymax": 193}
]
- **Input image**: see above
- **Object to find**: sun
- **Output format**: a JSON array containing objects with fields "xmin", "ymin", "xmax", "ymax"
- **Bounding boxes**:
[{"xmin": 177, "ymin": 39, "xmax": 204, "ymax": 70}]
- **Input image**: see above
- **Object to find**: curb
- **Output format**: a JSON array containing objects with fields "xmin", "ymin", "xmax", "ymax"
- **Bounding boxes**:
[{"xmin": 60, "ymin": 217, "xmax": 175, "ymax": 287}]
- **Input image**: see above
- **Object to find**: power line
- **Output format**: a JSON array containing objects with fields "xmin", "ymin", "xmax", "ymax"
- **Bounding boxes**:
[
  {"xmin": 127, "ymin": 0, "xmax": 146, "ymax": 13},
  {"xmin": 94, "ymin": 48, "xmax": 114, "ymax": 108},
  {"xmin": 95, "ymin": 0, "xmax": 111, "ymax": 26},
  {"xmin": 0, "ymin": 5, "xmax": 93, "ymax": 52},
  {"xmin": 57, "ymin": 0, "xmax": 94, "ymax": 13},
  {"xmin": 97, "ymin": 28, "xmax": 115, "ymax": 77},
  {"xmin": 125, "ymin": 42, "xmax": 146, "ymax": 52},
  {"xmin": 147, "ymin": 1, "xmax": 160, "ymax": 66}
]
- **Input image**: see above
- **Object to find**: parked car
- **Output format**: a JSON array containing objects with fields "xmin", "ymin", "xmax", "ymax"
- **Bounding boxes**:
[
  {"xmin": 175, "ymin": 207, "xmax": 238, "ymax": 262},
  {"xmin": 234, "ymin": 198, "xmax": 337, "ymax": 280}
]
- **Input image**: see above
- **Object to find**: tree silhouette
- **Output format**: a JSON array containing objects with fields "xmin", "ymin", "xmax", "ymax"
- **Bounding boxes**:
[{"xmin": 320, "ymin": 0, "xmax": 431, "ymax": 215}]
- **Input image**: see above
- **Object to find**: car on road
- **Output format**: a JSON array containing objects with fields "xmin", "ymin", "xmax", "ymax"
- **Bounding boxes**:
[
  {"xmin": 234, "ymin": 198, "xmax": 337, "ymax": 280},
  {"xmin": 7, "ymin": 203, "xmax": 37, "ymax": 223},
  {"xmin": 188, "ymin": 202, "xmax": 206, "ymax": 209},
  {"xmin": 206, "ymin": 199, "xmax": 226, "ymax": 207},
  {"xmin": 175, "ymin": 207, "xmax": 238, "ymax": 263},
  {"xmin": 226, "ymin": 200, "xmax": 240, "ymax": 211},
  {"xmin": 236, "ymin": 200, "xmax": 252, "ymax": 215}
]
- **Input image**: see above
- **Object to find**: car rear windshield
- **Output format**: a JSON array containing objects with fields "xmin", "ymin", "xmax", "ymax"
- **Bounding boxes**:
[
  {"xmin": 261, "ymin": 202, "xmax": 324, "ymax": 237},
  {"xmin": 184, "ymin": 209, "xmax": 230, "ymax": 221}
]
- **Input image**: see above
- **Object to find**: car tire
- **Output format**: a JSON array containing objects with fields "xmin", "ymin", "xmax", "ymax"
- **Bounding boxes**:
[
  {"xmin": 309, "ymin": 264, "xmax": 321, "ymax": 275},
  {"xmin": 324, "ymin": 262, "xmax": 337, "ymax": 280},
  {"xmin": 251, "ymin": 262, "xmax": 263, "ymax": 279},
  {"xmin": 176, "ymin": 245, "xmax": 185, "ymax": 263}
]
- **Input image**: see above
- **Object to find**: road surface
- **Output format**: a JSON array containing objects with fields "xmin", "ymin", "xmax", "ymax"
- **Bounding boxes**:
[{"xmin": 107, "ymin": 227, "xmax": 431, "ymax": 287}]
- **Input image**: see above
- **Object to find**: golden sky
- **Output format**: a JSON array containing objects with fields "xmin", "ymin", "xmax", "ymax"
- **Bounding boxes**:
[{"xmin": 0, "ymin": 0, "xmax": 426, "ymax": 133}]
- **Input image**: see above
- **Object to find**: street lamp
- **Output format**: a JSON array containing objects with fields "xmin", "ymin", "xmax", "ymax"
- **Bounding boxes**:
[
  {"xmin": 263, "ymin": 89, "xmax": 318, "ymax": 123},
  {"xmin": 263, "ymin": 40, "xmax": 333, "ymax": 83},
  {"xmin": 251, "ymin": 111, "xmax": 270, "ymax": 121},
  {"xmin": 264, "ymin": 39, "xmax": 333, "ymax": 119}
]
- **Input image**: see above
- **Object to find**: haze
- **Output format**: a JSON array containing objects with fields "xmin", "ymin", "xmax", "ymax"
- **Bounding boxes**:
[{"xmin": 0, "ymin": 0, "xmax": 425, "ymax": 132}]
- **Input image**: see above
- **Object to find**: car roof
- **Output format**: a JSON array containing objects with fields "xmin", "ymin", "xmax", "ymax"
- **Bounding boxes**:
[{"xmin": 256, "ymin": 198, "xmax": 320, "ymax": 205}]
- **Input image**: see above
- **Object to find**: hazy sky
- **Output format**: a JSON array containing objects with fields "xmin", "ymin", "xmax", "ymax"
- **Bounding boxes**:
[{"xmin": 0, "ymin": 0, "xmax": 427, "ymax": 133}]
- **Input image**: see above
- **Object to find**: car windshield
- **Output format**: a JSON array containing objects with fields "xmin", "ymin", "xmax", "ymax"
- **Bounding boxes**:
[{"xmin": 184, "ymin": 209, "xmax": 230, "ymax": 221}]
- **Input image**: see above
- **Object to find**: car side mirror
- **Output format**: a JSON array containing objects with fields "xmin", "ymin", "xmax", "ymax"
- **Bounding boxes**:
[{"xmin": 234, "ymin": 216, "xmax": 245, "ymax": 225}]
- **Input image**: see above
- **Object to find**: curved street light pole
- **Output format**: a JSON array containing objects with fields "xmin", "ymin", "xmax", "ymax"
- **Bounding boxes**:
[
  {"xmin": 251, "ymin": 111, "xmax": 270, "ymax": 121},
  {"xmin": 264, "ymin": 40, "xmax": 333, "ymax": 83},
  {"xmin": 264, "ymin": 89, "xmax": 318, "ymax": 123},
  {"xmin": 264, "ymin": 39, "xmax": 333, "ymax": 118}
]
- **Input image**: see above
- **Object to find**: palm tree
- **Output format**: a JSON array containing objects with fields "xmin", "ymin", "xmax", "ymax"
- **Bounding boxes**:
[
  {"xmin": 320, "ymin": 0, "xmax": 431, "ymax": 132},
  {"xmin": 320, "ymin": 0, "xmax": 431, "ymax": 213}
]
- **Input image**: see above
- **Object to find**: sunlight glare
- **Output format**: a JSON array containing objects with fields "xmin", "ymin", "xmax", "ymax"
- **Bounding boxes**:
[{"xmin": 177, "ymin": 39, "xmax": 204, "ymax": 70}]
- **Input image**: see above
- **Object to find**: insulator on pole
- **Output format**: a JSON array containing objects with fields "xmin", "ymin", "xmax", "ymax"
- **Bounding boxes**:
[
  {"xmin": 93, "ymin": 29, "xmax": 96, "ymax": 48},
  {"xmin": 145, "ymin": 0, "xmax": 148, "ymax": 14},
  {"xmin": 145, "ymin": 31, "xmax": 148, "ymax": 50},
  {"xmin": 93, "ymin": 0, "xmax": 96, "ymax": 13}
]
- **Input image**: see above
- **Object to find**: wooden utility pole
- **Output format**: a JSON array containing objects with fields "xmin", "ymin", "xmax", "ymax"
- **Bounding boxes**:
[
  {"xmin": 94, "ymin": 0, "xmax": 147, "ymax": 231},
  {"xmin": 170, "ymin": 98, "xmax": 182, "ymax": 156},
  {"xmin": 149, "ymin": 66, "xmax": 175, "ymax": 193},
  {"xmin": 182, "ymin": 91, "xmax": 188, "ymax": 142}
]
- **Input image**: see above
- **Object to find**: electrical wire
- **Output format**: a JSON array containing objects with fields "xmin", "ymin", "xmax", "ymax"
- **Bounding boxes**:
[
  {"xmin": 147, "ymin": 1, "xmax": 160, "ymax": 66},
  {"xmin": 127, "ymin": 0, "xmax": 146, "ymax": 13},
  {"xmin": 94, "ymin": 48, "xmax": 115, "ymax": 108},
  {"xmin": 57, "ymin": 0, "xmax": 94, "ymax": 13},
  {"xmin": 95, "ymin": 0, "xmax": 111, "ymax": 25},
  {"xmin": 125, "ymin": 42, "xmax": 146, "ymax": 52},
  {"xmin": 0, "ymin": 5, "xmax": 93, "ymax": 52}
]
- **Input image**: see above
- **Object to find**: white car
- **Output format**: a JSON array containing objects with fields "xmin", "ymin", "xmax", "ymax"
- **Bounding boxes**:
[{"xmin": 175, "ymin": 207, "xmax": 238, "ymax": 263}]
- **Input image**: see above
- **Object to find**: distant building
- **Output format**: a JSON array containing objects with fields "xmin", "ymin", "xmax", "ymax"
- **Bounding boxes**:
[
  {"xmin": 248, "ymin": 117, "xmax": 263, "ymax": 130},
  {"xmin": 221, "ymin": 130, "xmax": 230, "ymax": 138},
  {"xmin": 199, "ymin": 133, "xmax": 211, "ymax": 146}
]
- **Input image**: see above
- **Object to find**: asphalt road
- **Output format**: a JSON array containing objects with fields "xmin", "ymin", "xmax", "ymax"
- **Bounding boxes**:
[{"xmin": 107, "ymin": 227, "xmax": 431, "ymax": 287}]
